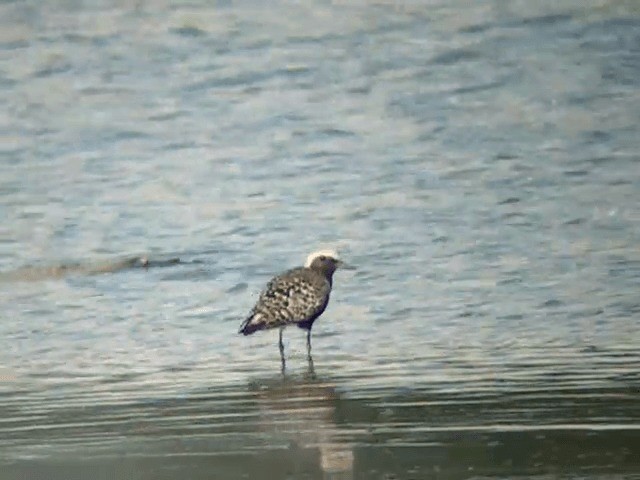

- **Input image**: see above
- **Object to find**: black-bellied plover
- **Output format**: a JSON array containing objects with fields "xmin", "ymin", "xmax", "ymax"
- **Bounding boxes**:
[{"xmin": 238, "ymin": 249, "xmax": 352, "ymax": 368}]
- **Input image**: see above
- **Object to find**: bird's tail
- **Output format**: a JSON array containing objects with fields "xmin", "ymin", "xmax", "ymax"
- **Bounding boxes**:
[{"xmin": 238, "ymin": 313, "xmax": 266, "ymax": 336}]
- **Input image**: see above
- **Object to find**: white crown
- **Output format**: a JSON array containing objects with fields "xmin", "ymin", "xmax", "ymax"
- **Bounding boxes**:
[{"xmin": 304, "ymin": 249, "xmax": 340, "ymax": 267}]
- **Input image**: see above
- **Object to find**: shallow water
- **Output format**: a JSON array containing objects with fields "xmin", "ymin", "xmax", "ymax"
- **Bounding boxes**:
[{"xmin": 1, "ymin": 1, "xmax": 639, "ymax": 478}]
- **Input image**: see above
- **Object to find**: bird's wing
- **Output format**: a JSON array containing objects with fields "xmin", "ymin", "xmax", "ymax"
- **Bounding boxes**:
[{"xmin": 238, "ymin": 268, "xmax": 330, "ymax": 335}]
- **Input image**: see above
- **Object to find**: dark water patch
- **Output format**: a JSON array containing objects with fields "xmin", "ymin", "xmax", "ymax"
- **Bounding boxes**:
[
  {"xmin": 440, "ymin": 166, "xmax": 488, "ymax": 180},
  {"xmin": 430, "ymin": 48, "xmax": 481, "ymax": 66},
  {"xmin": 33, "ymin": 62, "xmax": 72, "ymax": 78},
  {"xmin": 585, "ymin": 155, "xmax": 614, "ymax": 166},
  {"xmin": 346, "ymin": 83, "xmax": 371, "ymax": 95},
  {"xmin": 159, "ymin": 140, "xmax": 199, "ymax": 150},
  {"xmin": 500, "ymin": 211, "xmax": 529, "ymax": 222},
  {"xmin": 584, "ymin": 130, "xmax": 612, "ymax": 144},
  {"xmin": 459, "ymin": 22, "xmax": 492, "ymax": 34},
  {"xmin": 498, "ymin": 197, "xmax": 521, "ymax": 205},
  {"xmin": 148, "ymin": 111, "xmax": 186, "ymax": 122},
  {"xmin": 110, "ymin": 130, "xmax": 152, "ymax": 141},
  {"xmin": 608, "ymin": 178, "xmax": 633, "ymax": 186},
  {"xmin": 495, "ymin": 13, "xmax": 574, "ymax": 31},
  {"xmin": 0, "ymin": 256, "xmax": 182, "ymax": 282},
  {"xmin": 60, "ymin": 33, "xmax": 115, "ymax": 47},
  {"xmin": 303, "ymin": 150, "xmax": 350, "ymax": 160},
  {"xmin": 497, "ymin": 277, "xmax": 523, "ymax": 286},
  {"xmin": 226, "ymin": 282, "xmax": 248, "ymax": 294},
  {"xmin": 185, "ymin": 69, "xmax": 277, "ymax": 92},
  {"xmin": 96, "ymin": 372, "xmax": 149, "ymax": 385},
  {"xmin": 519, "ymin": 13, "xmax": 574, "ymax": 27},
  {"xmin": 449, "ymin": 79, "xmax": 506, "ymax": 96},
  {"xmin": 76, "ymin": 85, "xmax": 135, "ymax": 96},
  {"xmin": 564, "ymin": 217, "xmax": 587, "ymax": 225},
  {"xmin": 432, "ymin": 235, "xmax": 449, "ymax": 243},
  {"xmin": 563, "ymin": 169, "xmax": 589, "ymax": 177},
  {"xmin": 495, "ymin": 152, "xmax": 520, "ymax": 161},
  {"xmin": 318, "ymin": 128, "xmax": 355, "ymax": 138},
  {"xmin": 171, "ymin": 26, "xmax": 207, "ymax": 38},
  {"xmin": 497, "ymin": 313, "xmax": 524, "ymax": 321}
]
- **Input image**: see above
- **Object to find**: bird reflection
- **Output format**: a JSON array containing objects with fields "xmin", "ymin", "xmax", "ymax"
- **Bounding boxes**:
[
  {"xmin": 280, "ymin": 349, "xmax": 316, "ymax": 378},
  {"xmin": 248, "ymin": 367, "xmax": 353, "ymax": 479}
]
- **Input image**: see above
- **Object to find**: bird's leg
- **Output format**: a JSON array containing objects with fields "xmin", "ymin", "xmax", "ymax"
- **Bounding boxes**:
[
  {"xmin": 305, "ymin": 329, "xmax": 315, "ymax": 378},
  {"xmin": 279, "ymin": 328, "xmax": 286, "ymax": 373},
  {"xmin": 279, "ymin": 328, "xmax": 285, "ymax": 354},
  {"xmin": 306, "ymin": 353, "xmax": 315, "ymax": 379}
]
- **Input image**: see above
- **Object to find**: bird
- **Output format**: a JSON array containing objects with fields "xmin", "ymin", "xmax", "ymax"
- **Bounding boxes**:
[{"xmin": 238, "ymin": 249, "xmax": 353, "ymax": 369}]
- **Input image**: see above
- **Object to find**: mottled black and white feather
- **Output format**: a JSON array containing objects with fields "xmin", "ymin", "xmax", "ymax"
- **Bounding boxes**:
[
  {"xmin": 238, "ymin": 250, "xmax": 352, "ymax": 365},
  {"xmin": 238, "ymin": 266, "xmax": 331, "ymax": 335}
]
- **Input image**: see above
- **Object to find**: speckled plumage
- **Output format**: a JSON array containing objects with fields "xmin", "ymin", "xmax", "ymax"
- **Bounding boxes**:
[
  {"xmin": 238, "ymin": 250, "xmax": 351, "ymax": 368},
  {"xmin": 238, "ymin": 266, "xmax": 331, "ymax": 335}
]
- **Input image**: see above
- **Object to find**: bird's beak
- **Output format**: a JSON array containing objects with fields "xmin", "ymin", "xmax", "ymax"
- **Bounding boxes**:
[{"xmin": 337, "ymin": 260, "xmax": 356, "ymax": 270}]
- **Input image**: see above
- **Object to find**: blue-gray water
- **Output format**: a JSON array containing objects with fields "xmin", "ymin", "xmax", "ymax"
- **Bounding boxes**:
[{"xmin": 1, "ymin": 1, "xmax": 639, "ymax": 479}]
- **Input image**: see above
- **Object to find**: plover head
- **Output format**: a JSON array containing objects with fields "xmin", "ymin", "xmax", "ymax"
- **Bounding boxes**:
[{"xmin": 305, "ymin": 249, "xmax": 354, "ymax": 278}]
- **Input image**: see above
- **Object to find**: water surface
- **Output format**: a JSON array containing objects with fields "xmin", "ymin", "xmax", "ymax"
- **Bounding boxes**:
[{"xmin": 1, "ymin": 1, "xmax": 639, "ymax": 478}]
